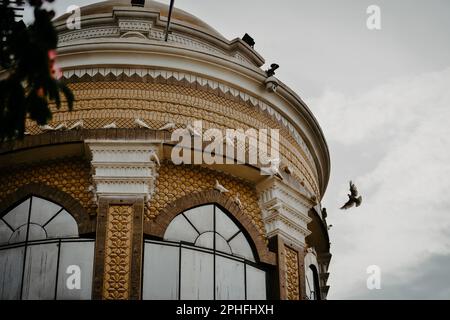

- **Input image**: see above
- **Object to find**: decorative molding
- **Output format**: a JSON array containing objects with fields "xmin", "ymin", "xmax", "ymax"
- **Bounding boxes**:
[
  {"xmin": 317, "ymin": 252, "xmax": 332, "ymax": 300},
  {"xmin": 61, "ymin": 67, "xmax": 317, "ymax": 173},
  {"xmin": 58, "ymin": 19, "xmax": 250, "ymax": 67},
  {"xmin": 58, "ymin": 27, "xmax": 120, "ymax": 43},
  {"xmin": 103, "ymin": 204, "xmax": 133, "ymax": 300},
  {"xmin": 86, "ymin": 141, "xmax": 161, "ymax": 200},
  {"xmin": 257, "ymin": 178, "xmax": 313, "ymax": 248},
  {"xmin": 284, "ymin": 245, "xmax": 300, "ymax": 300},
  {"xmin": 148, "ymin": 29, "xmax": 228, "ymax": 56},
  {"xmin": 118, "ymin": 20, "xmax": 152, "ymax": 32},
  {"xmin": 234, "ymin": 52, "xmax": 253, "ymax": 65}
]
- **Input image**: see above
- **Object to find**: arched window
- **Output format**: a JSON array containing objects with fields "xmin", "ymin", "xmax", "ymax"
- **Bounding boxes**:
[
  {"xmin": 306, "ymin": 264, "xmax": 321, "ymax": 300},
  {"xmin": 142, "ymin": 204, "xmax": 267, "ymax": 300},
  {"xmin": 0, "ymin": 196, "xmax": 95, "ymax": 300}
]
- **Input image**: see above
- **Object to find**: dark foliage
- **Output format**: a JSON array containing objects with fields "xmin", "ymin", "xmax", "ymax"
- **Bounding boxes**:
[{"xmin": 0, "ymin": 0, "xmax": 74, "ymax": 140}]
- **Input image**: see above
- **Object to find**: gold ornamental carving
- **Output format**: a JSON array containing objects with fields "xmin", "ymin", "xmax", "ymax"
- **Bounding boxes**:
[{"xmin": 103, "ymin": 204, "xmax": 133, "ymax": 300}]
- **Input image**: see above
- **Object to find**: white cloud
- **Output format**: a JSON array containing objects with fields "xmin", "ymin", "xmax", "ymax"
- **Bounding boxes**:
[
  {"xmin": 311, "ymin": 68, "xmax": 450, "ymax": 146},
  {"xmin": 308, "ymin": 67, "xmax": 450, "ymax": 299}
]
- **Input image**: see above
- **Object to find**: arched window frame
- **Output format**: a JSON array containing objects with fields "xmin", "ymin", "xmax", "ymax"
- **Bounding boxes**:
[
  {"xmin": 0, "ymin": 186, "xmax": 95, "ymax": 300},
  {"xmin": 144, "ymin": 190, "xmax": 276, "ymax": 265},
  {"xmin": 142, "ymin": 203, "xmax": 269, "ymax": 300},
  {"xmin": 163, "ymin": 203, "xmax": 258, "ymax": 261},
  {"xmin": 304, "ymin": 249, "xmax": 322, "ymax": 301}
]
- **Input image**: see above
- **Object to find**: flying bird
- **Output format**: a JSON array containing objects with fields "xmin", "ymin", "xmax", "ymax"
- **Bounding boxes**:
[
  {"xmin": 39, "ymin": 124, "xmax": 55, "ymax": 131},
  {"xmin": 214, "ymin": 180, "xmax": 229, "ymax": 193},
  {"xmin": 69, "ymin": 120, "xmax": 83, "ymax": 130},
  {"xmin": 103, "ymin": 122, "xmax": 117, "ymax": 129},
  {"xmin": 186, "ymin": 124, "xmax": 201, "ymax": 137},
  {"xmin": 159, "ymin": 122, "xmax": 176, "ymax": 131},
  {"xmin": 150, "ymin": 151, "xmax": 160, "ymax": 166},
  {"xmin": 340, "ymin": 181, "xmax": 362, "ymax": 210},
  {"xmin": 135, "ymin": 118, "xmax": 151, "ymax": 129}
]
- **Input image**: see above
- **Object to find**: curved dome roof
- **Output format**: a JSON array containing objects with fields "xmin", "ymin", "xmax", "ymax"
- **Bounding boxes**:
[{"xmin": 56, "ymin": 0, "xmax": 223, "ymax": 38}]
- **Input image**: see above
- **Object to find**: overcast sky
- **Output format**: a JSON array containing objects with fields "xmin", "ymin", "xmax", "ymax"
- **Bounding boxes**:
[{"xmin": 25, "ymin": 0, "xmax": 450, "ymax": 299}]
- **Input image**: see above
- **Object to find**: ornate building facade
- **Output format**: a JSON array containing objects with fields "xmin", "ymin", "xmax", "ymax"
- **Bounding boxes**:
[{"xmin": 0, "ymin": 0, "xmax": 331, "ymax": 300}]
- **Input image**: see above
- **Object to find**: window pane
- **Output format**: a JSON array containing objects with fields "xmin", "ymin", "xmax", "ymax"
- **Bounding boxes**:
[
  {"xmin": 215, "ymin": 255, "xmax": 245, "ymax": 300},
  {"xmin": 180, "ymin": 248, "xmax": 213, "ymax": 300},
  {"xmin": 3, "ymin": 198, "xmax": 30, "ymax": 230},
  {"xmin": 0, "ymin": 220, "xmax": 12, "ymax": 245},
  {"xmin": 143, "ymin": 243, "xmax": 179, "ymax": 300},
  {"xmin": 215, "ymin": 207, "xmax": 239, "ymax": 240},
  {"xmin": 195, "ymin": 231, "xmax": 214, "ymax": 250},
  {"xmin": 246, "ymin": 265, "xmax": 266, "ymax": 300},
  {"xmin": 0, "ymin": 247, "xmax": 25, "ymax": 300},
  {"xmin": 9, "ymin": 225, "xmax": 29, "ymax": 244},
  {"xmin": 57, "ymin": 241, "xmax": 94, "ymax": 300},
  {"xmin": 30, "ymin": 197, "xmax": 61, "ymax": 226},
  {"xmin": 22, "ymin": 243, "xmax": 59, "ymax": 300},
  {"xmin": 183, "ymin": 205, "xmax": 213, "ymax": 233},
  {"xmin": 215, "ymin": 233, "xmax": 232, "ymax": 254},
  {"xmin": 229, "ymin": 232, "xmax": 255, "ymax": 262},
  {"xmin": 27, "ymin": 224, "xmax": 47, "ymax": 241},
  {"xmin": 45, "ymin": 210, "xmax": 78, "ymax": 238},
  {"xmin": 164, "ymin": 214, "xmax": 198, "ymax": 243}
]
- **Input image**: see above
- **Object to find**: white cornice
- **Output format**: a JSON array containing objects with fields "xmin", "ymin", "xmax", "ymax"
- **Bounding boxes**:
[
  {"xmin": 54, "ymin": 5, "xmax": 264, "ymax": 68},
  {"xmin": 86, "ymin": 140, "xmax": 160, "ymax": 200},
  {"xmin": 257, "ymin": 177, "xmax": 315, "ymax": 246}
]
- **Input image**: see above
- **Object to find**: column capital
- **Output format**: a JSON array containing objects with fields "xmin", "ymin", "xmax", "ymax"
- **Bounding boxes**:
[
  {"xmin": 85, "ymin": 140, "xmax": 161, "ymax": 201},
  {"xmin": 256, "ymin": 177, "xmax": 316, "ymax": 248}
]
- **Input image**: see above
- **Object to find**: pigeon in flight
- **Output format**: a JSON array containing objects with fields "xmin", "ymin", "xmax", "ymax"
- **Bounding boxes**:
[{"xmin": 340, "ymin": 181, "xmax": 362, "ymax": 210}]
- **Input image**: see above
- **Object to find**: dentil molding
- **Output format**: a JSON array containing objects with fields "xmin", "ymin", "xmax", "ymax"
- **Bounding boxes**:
[{"xmin": 85, "ymin": 140, "xmax": 161, "ymax": 200}]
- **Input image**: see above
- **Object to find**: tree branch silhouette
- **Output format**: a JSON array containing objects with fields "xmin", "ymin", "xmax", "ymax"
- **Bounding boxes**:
[{"xmin": 0, "ymin": 0, "xmax": 73, "ymax": 140}]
